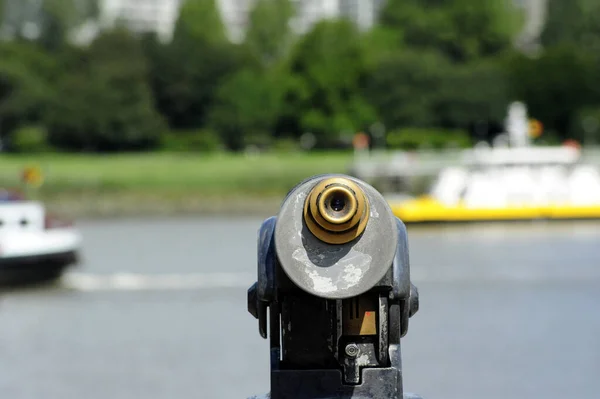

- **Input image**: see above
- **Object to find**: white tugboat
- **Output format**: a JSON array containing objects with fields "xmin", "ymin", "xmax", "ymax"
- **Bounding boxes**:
[{"xmin": 0, "ymin": 189, "xmax": 81, "ymax": 286}]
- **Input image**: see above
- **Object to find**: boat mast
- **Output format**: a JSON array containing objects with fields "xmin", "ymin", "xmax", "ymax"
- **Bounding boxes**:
[{"xmin": 505, "ymin": 101, "xmax": 531, "ymax": 149}]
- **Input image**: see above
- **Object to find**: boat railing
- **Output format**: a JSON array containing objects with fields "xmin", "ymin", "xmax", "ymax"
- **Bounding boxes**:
[{"xmin": 350, "ymin": 147, "xmax": 600, "ymax": 183}]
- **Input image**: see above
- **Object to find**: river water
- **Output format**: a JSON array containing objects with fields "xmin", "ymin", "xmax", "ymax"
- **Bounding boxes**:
[{"xmin": 0, "ymin": 217, "xmax": 599, "ymax": 399}]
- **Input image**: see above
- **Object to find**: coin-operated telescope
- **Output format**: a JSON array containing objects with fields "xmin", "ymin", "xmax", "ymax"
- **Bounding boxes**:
[{"xmin": 248, "ymin": 175, "xmax": 420, "ymax": 399}]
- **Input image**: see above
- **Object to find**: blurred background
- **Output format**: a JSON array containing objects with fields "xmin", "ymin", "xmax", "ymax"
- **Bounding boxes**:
[{"xmin": 0, "ymin": 0, "xmax": 599, "ymax": 398}]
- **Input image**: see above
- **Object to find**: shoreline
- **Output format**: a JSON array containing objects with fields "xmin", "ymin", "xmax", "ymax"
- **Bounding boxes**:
[
  {"xmin": 43, "ymin": 193, "xmax": 285, "ymax": 219},
  {"xmin": 0, "ymin": 152, "xmax": 356, "ymax": 219}
]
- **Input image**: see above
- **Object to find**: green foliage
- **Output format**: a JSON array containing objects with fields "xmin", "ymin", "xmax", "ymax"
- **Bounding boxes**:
[
  {"xmin": 435, "ymin": 57, "xmax": 510, "ymax": 127},
  {"xmin": 272, "ymin": 137, "xmax": 299, "ymax": 152},
  {"xmin": 515, "ymin": 0, "xmax": 600, "ymax": 141},
  {"xmin": 173, "ymin": 0, "xmax": 228, "ymax": 45},
  {"xmin": 243, "ymin": 131, "xmax": 273, "ymax": 149},
  {"xmin": 4, "ymin": 0, "xmax": 600, "ymax": 151},
  {"xmin": 507, "ymin": 46, "xmax": 599, "ymax": 140},
  {"xmin": 160, "ymin": 129, "xmax": 223, "ymax": 152},
  {"xmin": 244, "ymin": 0, "xmax": 294, "ymax": 66},
  {"xmin": 0, "ymin": 0, "xmax": 5, "ymax": 28},
  {"xmin": 386, "ymin": 127, "xmax": 472, "ymax": 150},
  {"xmin": 364, "ymin": 50, "xmax": 449, "ymax": 128},
  {"xmin": 282, "ymin": 19, "xmax": 377, "ymax": 145},
  {"xmin": 379, "ymin": 0, "xmax": 521, "ymax": 62},
  {"xmin": 38, "ymin": 0, "xmax": 79, "ymax": 50},
  {"xmin": 0, "ymin": 41, "xmax": 57, "ymax": 136},
  {"xmin": 10, "ymin": 125, "xmax": 51, "ymax": 153},
  {"xmin": 0, "ymin": 153, "xmax": 353, "ymax": 203},
  {"xmin": 1, "ymin": 0, "xmax": 93, "ymax": 48},
  {"xmin": 541, "ymin": 0, "xmax": 600, "ymax": 51},
  {"xmin": 45, "ymin": 29, "xmax": 165, "ymax": 151},
  {"xmin": 148, "ymin": 0, "xmax": 242, "ymax": 130},
  {"xmin": 501, "ymin": 0, "xmax": 600, "ymax": 141},
  {"xmin": 208, "ymin": 68, "xmax": 285, "ymax": 150},
  {"xmin": 369, "ymin": 0, "xmax": 520, "ymax": 135},
  {"xmin": 1, "ymin": 0, "xmax": 29, "ymax": 39},
  {"xmin": 361, "ymin": 26, "xmax": 404, "ymax": 68}
]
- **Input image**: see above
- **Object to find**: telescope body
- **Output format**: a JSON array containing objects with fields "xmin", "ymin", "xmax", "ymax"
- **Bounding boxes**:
[{"xmin": 248, "ymin": 175, "xmax": 420, "ymax": 399}]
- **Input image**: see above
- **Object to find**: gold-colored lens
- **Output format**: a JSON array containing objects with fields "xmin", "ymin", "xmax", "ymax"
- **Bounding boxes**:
[{"xmin": 303, "ymin": 177, "xmax": 369, "ymax": 244}]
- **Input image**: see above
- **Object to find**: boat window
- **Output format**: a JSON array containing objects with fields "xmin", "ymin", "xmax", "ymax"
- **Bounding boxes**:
[{"xmin": 20, "ymin": 218, "xmax": 29, "ymax": 226}]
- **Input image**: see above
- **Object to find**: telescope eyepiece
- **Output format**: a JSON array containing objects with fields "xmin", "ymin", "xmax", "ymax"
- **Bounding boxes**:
[
  {"xmin": 329, "ymin": 194, "xmax": 346, "ymax": 212},
  {"xmin": 304, "ymin": 177, "xmax": 369, "ymax": 245},
  {"xmin": 319, "ymin": 185, "xmax": 355, "ymax": 223}
]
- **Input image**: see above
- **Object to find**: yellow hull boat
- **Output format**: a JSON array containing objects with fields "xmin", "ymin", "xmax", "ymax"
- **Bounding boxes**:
[{"xmin": 390, "ymin": 196, "xmax": 600, "ymax": 224}]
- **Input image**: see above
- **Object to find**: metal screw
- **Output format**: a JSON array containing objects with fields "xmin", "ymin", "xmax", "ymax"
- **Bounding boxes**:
[{"xmin": 345, "ymin": 343, "xmax": 359, "ymax": 358}]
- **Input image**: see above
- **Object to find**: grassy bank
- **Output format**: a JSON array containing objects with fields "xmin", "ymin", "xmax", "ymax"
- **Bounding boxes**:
[{"xmin": 0, "ymin": 152, "xmax": 353, "ymax": 217}]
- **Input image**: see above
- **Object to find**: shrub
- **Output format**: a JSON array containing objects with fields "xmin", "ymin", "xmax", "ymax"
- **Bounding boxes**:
[
  {"xmin": 272, "ymin": 137, "xmax": 299, "ymax": 153},
  {"xmin": 386, "ymin": 127, "xmax": 471, "ymax": 150},
  {"xmin": 10, "ymin": 125, "xmax": 51, "ymax": 153},
  {"xmin": 160, "ymin": 129, "xmax": 223, "ymax": 152},
  {"xmin": 243, "ymin": 132, "xmax": 273, "ymax": 150}
]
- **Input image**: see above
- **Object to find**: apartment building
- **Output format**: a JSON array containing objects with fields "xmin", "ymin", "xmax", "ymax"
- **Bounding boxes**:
[
  {"xmin": 93, "ymin": 0, "xmax": 385, "ymax": 43},
  {"xmin": 218, "ymin": 0, "xmax": 253, "ymax": 42},
  {"xmin": 338, "ymin": 0, "xmax": 385, "ymax": 31},
  {"xmin": 4, "ymin": 0, "xmax": 542, "ymax": 46},
  {"xmin": 97, "ymin": 0, "xmax": 182, "ymax": 42}
]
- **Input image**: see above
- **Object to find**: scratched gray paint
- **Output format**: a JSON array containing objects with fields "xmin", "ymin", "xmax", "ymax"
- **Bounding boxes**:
[{"xmin": 274, "ymin": 175, "xmax": 398, "ymax": 299}]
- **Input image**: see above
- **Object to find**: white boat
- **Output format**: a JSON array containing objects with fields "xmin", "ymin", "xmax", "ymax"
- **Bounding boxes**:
[
  {"xmin": 388, "ymin": 102, "xmax": 600, "ymax": 223},
  {"xmin": 0, "ymin": 190, "xmax": 81, "ymax": 286},
  {"xmin": 389, "ymin": 144, "xmax": 600, "ymax": 223}
]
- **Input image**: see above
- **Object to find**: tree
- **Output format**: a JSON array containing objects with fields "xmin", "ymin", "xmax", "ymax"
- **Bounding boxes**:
[
  {"xmin": 38, "ymin": 0, "xmax": 99, "ymax": 50},
  {"xmin": 541, "ymin": 0, "xmax": 600, "ymax": 51},
  {"xmin": 527, "ymin": 0, "xmax": 600, "ymax": 140},
  {"xmin": 379, "ymin": 0, "xmax": 521, "ymax": 62},
  {"xmin": 208, "ymin": 68, "xmax": 286, "ymax": 149},
  {"xmin": 0, "ymin": 41, "xmax": 57, "ymax": 140},
  {"xmin": 367, "ymin": 0, "xmax": 520, "ymax": 137},
  {"xmin": 244, "ymin": 0, "xmax": 294, "ymax": 67},
  {"xmin": 37, "ymin": 0, "xmax": 78, "ymax": 50},
  {"xmin": 0, "ymin": 0, "xmax": 5, "ymax": 30},
  {"xmin": 507, "ymin": 46, "xmax": 599, "ymax": 140},
  {"xmin": 435, "ymin": 58, "xmax": 509, "ymax": 128},
  {"xmin": 0, "ymin": 0, "xmax": 97, "ymax": 45},
  {"xmin": 172, "ymin": 0, "xmax": 228, "ymax": 45},
  {"xmin": 281, "ymin": 20, "xmax": 376, "ymax": 146},
  {"xmin": 1, "ymin": 0, "xmax": 35, "ymax": 39},
  {"xmin": 148, "ymin": 0, "xmax": 242, "ymax": 130},
  {"xmin": 364, "ymin": 50, "xmax": 449, "ymax": 129},
  {"xmin": 46, "ymin": 29, "xmax": 165, "ymax": 151}
]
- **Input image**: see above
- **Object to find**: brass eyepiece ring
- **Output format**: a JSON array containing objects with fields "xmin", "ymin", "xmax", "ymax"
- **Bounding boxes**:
[
  {"xmin": 317, "ymin": 185, "xmax": 357, "ymax": 225},
  {"xmin": 303, "ymin": 177, "xmax": 370, "ymax": 244}
]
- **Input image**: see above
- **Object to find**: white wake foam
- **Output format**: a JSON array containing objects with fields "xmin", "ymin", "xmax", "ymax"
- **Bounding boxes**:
[{"xmin": 61, "ymin": 272, "xmax": 255, "ymax": 292}]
